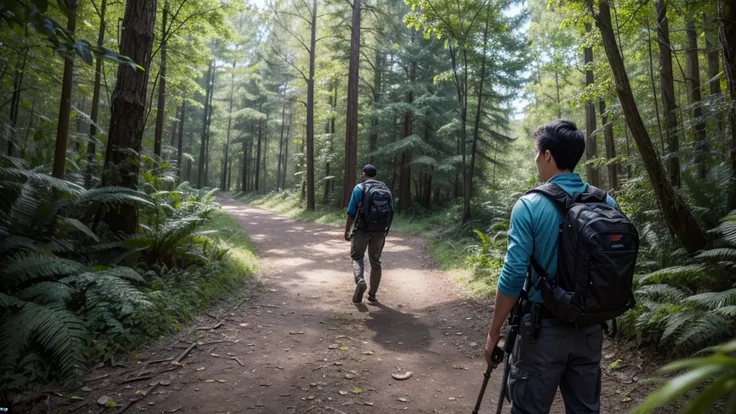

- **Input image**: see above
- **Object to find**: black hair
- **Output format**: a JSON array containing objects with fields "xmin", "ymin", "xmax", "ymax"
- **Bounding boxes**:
[
  {"xmin": 362, "ymin": 164, "xmax": 377, "ymax": 178},
  {"xmin": 534, "ymin": 120, "xmax": 586, "ymax": 171}
]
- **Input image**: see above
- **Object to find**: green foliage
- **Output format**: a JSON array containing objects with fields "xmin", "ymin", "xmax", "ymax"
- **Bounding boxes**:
[
  {"xmin": 0, "ymin": 159, "xmax": 256, "ymax": 391},
  {"xmin": 635, "ymin": 339, "xmax": 736, "ymax": 413}
]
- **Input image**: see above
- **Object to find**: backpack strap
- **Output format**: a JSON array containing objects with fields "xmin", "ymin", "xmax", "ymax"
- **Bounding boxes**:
[
  {"xmin": 525, "ymin": 182, "xmax": 573, "ymax": 215},
  {"xmin": 578, "ymin": 185, "xmax": 607, "ymax": 203}
]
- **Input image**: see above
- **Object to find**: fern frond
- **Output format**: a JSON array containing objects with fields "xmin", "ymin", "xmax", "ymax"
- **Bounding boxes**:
[
  {"xmin": 0, "ymin": 293, "xmax": 87, "ymax": 390},
  {"xmin": 8, "ymin": 181, "xmax": 42, "ymax": 232},
  {"xmin": 684, "ymin": 289, "xmax": 736, "ymax": 309},
  {"xmin": 1, "ymin": 253, "xmax": 88, "ymax": 288},
  {"xmin": 661, "ymin": 310, "xmax": 698, "ymax": 343},
  {"xmin": 638, "ymin": 265, "xmax": 710, "ymax": 287},
  {"xmin": 15, "ymin": 281, "xmax": 73, "ymax": 305},
  {"xmin": 635, "ymin": 284, "xmax": 690, "ymax": 302},
  {"xmin": 72, "ymin": 186, "xmax": 154, "ymax": 208},
  {"xmin": 675, "ymin": 314, "xmax": 731, "ymax": 350},
  {"xmin": 694, "ymin": 248, "xmax": 736, "ymax": 262},
  {"xmin": 0, "ymin": 167, "xmax": 84, "ymax": 195},
  {"xmin": 713, "ymin": 306, "xmax": 736, "ymax": 317},
  {"xmin": 202, "ymin": 188, "xmax": 220, "ymax": 204}
]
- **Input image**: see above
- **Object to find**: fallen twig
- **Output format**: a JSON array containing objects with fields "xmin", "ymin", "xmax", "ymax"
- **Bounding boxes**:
[
  {"xmin": 235, "ymin": 297, "xmax": 251, "ymax": 309},
  {"xmin": 172, "ymin": 342, "xmax": 197, "ymax": 365},
  {"xmin": 196, "ymin": 322, "xmax": 223, "ymax": 331},
  {"xmin": 116, "ymin": 381, "xmax": 159, "ymax": 414},
  {"xmin": 137, "ymin": 358, "xmax": 174, "ymax": 376},
  {"xmin": 230, "ymin": 357, "xmax": 244, "ymax": 366},
  {"xmin": 198, "ymin": 339, "xmax": 239, "ymax": 346},
  {"xmin": 204, "ymin": 312, "xmax": 218, "ymax": 320}
]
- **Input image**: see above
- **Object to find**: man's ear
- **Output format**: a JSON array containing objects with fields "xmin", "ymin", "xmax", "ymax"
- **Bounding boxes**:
[{"xmin": 544, "ymin": 150, "xmax": 553, "ymax": 163}]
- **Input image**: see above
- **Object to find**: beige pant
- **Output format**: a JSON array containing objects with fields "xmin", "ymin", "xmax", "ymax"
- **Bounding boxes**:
[{"xmin": 350, "ymin": 230, "xmax": 386, "ymax": 295}]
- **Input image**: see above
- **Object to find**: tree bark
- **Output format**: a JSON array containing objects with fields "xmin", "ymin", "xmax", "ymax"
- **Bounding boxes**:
[
  {"xmin": 52, "ymin": 0, "xmax": 77, "ymax": 179},
  {"xmin": 204, "ymin": 64, "xmax": 216, "ymax": 187},
  {"xmin": 399, "ymin": 62, "xmax": 415, "ymax": 214},
  {"xmin": 656, "ymin": 0, "xmax": 681, "ymax": 187},
  {"xmin": 342, "ymin": 0, "xmax": 361, "ymax": 208},
  {"xmin": 221, "ymin": 62, "xmax": 236, "ymax": 190},
  {"xmin": 369, "ymin": 50, "xmax": 381, "ymax": 163},
  {"xmin": 685, "ymin": 16, "xmax": 708, "ymax": 179},
  {"xmin": 86, "ymin": 0, "xmax": 107, "ymax": 187},
  {"xmin": 600, "ymin": 99, "xmax": 617, "ymax": 190},
  {"xmin": 596, "ymin": 0, "xmax": 706, "ymax": 253},
  {"xmin": 177, "ymin": 101, "xmax": 185, "ymax": 182},
  {"xmin": 705, "ymin": 13, "xmax": 724, "ymax": 136},
  {"xmin": 263, "ymin": 113, "xmax": 270, "ymax": 191},
  {"xmin": 255, "ymin": 111, "xmax": 263, "ymax": 193},
  {"xmin": 283, "ymin": 113, "xmax": 291, "ymax": 191},
  {"xmin": 719, "ymin": 0, "xmax": 736, "ymax": 211},
  {"xmin": 467, "ymin": 4, "xmax": 491, "ymax": 218},
  {"xmin": 104, "ymin": 0, "xmax": 157, "ymax": 234},
  {"xmin": 153, "ymin": 0, "xmax": 169, "ymax": 158},
  {"xmin": 8, "ymin": 35, "xmax": 29, "ymax": 157},
  {"xmin": 277, "ymin": 99, "xmax": 287, "ymax": 192},
  {"xmin": 198, "ymin": 61, "xmax": 213, "ymax": 188},
  {"xmin": 584, "ymin": 12, "xmax": 599, "ymax": 187},
  {"xmin": 647, "ymin": 15, "xmax": 665, "ymax": 154},
  {"xmin": 305, "ymin": 0, "xmax": 318, "ymax": 210}
]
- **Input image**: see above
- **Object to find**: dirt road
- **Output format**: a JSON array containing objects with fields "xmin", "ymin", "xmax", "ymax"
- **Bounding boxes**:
[{"xmin": 59, "ymin": 198, "xmax": 648, "ymax": 414}]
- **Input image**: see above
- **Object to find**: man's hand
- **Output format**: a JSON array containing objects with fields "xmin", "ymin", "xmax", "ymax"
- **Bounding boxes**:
[
  {"xmin": 344, "ymin": 231, "xmax": 351, "ymax": 242},
  {"xmin": 484, "ymin": 332, "xmax": 501, "ymax": 368}
]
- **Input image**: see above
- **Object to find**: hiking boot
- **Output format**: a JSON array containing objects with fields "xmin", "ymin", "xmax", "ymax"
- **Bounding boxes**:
[
  {"xmin": 353, "ymin": 279, "xmax": 367, "ymax": 303},
  {"xmin": 367, "ymin": 293, "xmax": 378, "ymax": 304}
]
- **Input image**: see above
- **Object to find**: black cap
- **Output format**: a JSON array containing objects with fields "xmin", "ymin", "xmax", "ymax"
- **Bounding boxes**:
[{"xmin": 362, "ymin": 164, "xmax": 377, "ymax": 177}]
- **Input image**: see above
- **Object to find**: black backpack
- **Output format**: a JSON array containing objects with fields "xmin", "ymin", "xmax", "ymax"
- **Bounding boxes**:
[
  {"xmin": 527, "ymin": 183, "xmax": 639, "ymax": 326},
  {"xmin": 358, "ymin": 181, "xmax": 394, "ymax": 233}
]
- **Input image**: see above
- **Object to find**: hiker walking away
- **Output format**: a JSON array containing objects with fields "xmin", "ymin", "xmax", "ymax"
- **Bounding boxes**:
[
  {"xmin": 483, "ymin": 120, "xmax": 638, "ymax": 413},
  {"xmin": 344, "ymin": 165, "xmax": 395, "ymax": 304}
]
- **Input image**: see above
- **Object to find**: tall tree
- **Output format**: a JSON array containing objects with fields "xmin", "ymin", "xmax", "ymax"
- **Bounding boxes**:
[
  {"xmin": 720, "ymin": 0, "xmax": 736, "ymax": 210},
  {"xmin": 52, "ymin": 0, "xmax": 77, "ymax": 179},
  {"xmin": 177, "ymin": 101, "xmax": 185, "ymax": 182},
  {"xmin": 600, "ymin": 99, "xmax": 617, "ymax": 190},
  {"xmin": 584, "ymin": 2, "xmax": 599, "ymax": 187},
  {"xmin": 594, "ymin": 0, "xmax": 705, "ymax": 253},
  {"xmin": 685, "ymin": 14, "xmax": 708, "ymax": 179},
  {"xmin": 198, "ymin": 60, "xmax": 214, "ymax": 188},
  {"xmin": 153, "ymin": 0, "xmax": 170, "ymax": 158},
  {"xmin": 656, "ymin": 0, "xmax": 680, "ymax": 187},
  {"xmin": 342, "ymin": 0, "xmax": 361, "ymax": 208},
  {"xmin": 86, "ymin": 0, "xmax": 107, "ymax": 187},
  {"xmin": 221, "ymin": 61, "xmax": 236, "ymax": 190},
  {"xmin": 104, "ymin": 0, "xmax": 157, "ymax": 234}
]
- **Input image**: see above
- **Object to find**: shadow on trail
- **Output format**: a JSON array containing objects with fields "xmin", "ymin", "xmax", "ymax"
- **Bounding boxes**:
[{"xmin": 363, "ymin": 303, "xmax": 433, "ymax": 353}]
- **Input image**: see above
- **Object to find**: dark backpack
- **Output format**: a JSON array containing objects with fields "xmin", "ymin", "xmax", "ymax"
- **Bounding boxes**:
[
  {"xmin": 358, "ymin": 181, "xmax": 394, "ymax": 233},
  {"xmin": 527, "ymin": 183, "xmax": 639, "ymax": 326}
]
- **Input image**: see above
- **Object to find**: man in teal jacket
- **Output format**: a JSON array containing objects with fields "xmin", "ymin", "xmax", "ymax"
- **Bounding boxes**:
[{"xmin": 484, "ymin": 120, "xmax": 616, "ymax": 413}]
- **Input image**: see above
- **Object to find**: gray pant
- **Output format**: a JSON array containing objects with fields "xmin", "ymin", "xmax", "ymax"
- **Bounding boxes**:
[
  {"xmin": 350, "ymin": 230, "xmax": 386, "ymax": 295},
  {"xmin": 509, "ymin": 319, "xmax": 603, "ymax": 414}
]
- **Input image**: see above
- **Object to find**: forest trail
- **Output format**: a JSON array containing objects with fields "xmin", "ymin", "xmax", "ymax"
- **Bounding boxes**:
[{"xmin": 61, "ymin": 196, "xmax": 647, "ymax": 414}]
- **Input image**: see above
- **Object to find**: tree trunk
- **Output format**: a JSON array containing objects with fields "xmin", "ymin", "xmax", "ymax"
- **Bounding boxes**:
[
  {"xmin": 8, "ymin": 38, "xmax": 29, "ymax": 156},
  {"xmin": 221, "ymin": 63, "xmax": 235, "ymax": 190},
  {"xmin": 656, "ymin": 0, "xmax": 681, "ymax": 187},
  {"xmin": 325, "ymin": 84, "xmax": 335, "ymax": 204},
  {"xmin": 86, "ymin": 0, "xmax": 107, "ymax": 187},
  {"xmin": 467, "ymin": 4, "xmax": 491, "ymax": 218},
  {"xmin": 177, "ymin": 101, "xmax": 185, "ymax": 182},
  {"xmin": 198, "ymin": 61, "xmax": 213, "ymax": 188},
  {"xmin": 600, "ymin": 99, "xmax": 617, "ymax": 190},
  {"xmin": 305, "ymin": 0, "xmax": 318, "ymax": 210},
  {"xmin": 719, "ymin": 0, "xmax": 736, "ymax": 211},
  {"xmin": 596, "ymin": 0, "xmax": 706, "ymax": 253},
  {"xmin": 399, "ymin": 62, "xmax": 414, "ymax": 214},
  {"xmin": 241, "ymin": 137, "xmax": 248, "ymax": 192},
  {"xmin": 277, "ymin": 101, "xmax": 286, "ymax": 192},
  {"xmin": 52, "ymin": 0, "xmax": 77, "ymax": 179},
  {"xmin": 369, "ymin": 50, "xmax": 381, "ymax": 162},
  {"xmin": 584, "ymin": 14, "xmax": 600, "ymax": 187},
  {"xmin": 104, "ymin": 0, "xmax": 156, "ymax": 234},
  {"xmin": 283, "ymin": 113, "xmax": 291, "ymax": 190},
  {"xmin": 705, "ymin": 13, "xmax": 724, "ymax": 136},
  {"xmin": 153, "ymin": 0, "xmax": 169, "ymax": 158},
  {"xmin": 204, "ymin": 65, "xmax": 216, "ymax": 188},
  {"xmin": 685, "ymin": 16, "xmax": 708, "ymax": 179},
  {"xmin": 255, "ymin": 114, "xmax": 263, "ymax": 193},
  {"xmin": 342, "ymin": 0, "xmax": 361, "ymax": 208},
  {"xmin": 263, "ymin": 113, "xmax": 270, "ymax": 191}
]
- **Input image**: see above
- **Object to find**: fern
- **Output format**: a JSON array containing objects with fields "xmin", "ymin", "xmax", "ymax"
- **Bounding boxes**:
[
  {"xmin": 637, "ymin": 265, "xmax": 710, "ymax": 287},
  {"xmin": 674, "ymin": 314, "xmax": 732, "ymax": 350},
  {"xmin": 15, "ymin": 281, "xmax": 73, "ymax": 305},
  {"xmin": 0, "ymin": 293, "xmax": 87, "ymax": 390},
  {"xmin": 635, "ymin": 284, "xmax": 690, "ymax": 302},
  {"xmin": 71, "ymin": 186, "xmax": 153, "ymax": 208},
  {"xmin": 1, "ymin": 252, "xmax": 88, "ymax": 288},
  {"xmin": 683, "ymin": 288, "xmax": 736, "ymax": 309}
]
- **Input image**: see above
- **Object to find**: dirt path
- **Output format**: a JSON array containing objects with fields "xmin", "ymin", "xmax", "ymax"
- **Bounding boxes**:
[{"xmin": 56, "ymin": 197, "xmax": 650, "ymax": 414}]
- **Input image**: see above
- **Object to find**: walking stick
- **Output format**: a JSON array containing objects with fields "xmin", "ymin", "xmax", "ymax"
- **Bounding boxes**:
[{"xmin": 472, "ymin": 346, "xmax": 504, "ymax": 414}]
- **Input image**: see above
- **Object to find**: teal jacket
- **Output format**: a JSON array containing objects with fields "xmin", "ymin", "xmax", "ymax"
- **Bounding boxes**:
[{"xmin": 497, "ymin": 173, "xmax": 617, "ymax": 303}]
